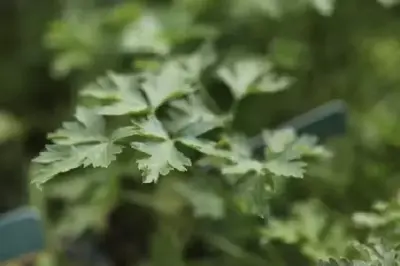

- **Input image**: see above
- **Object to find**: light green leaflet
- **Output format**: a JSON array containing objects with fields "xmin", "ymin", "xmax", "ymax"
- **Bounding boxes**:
[
  {"xmin": 142, "ymin": 61, "xmax": 197, "ymax": 109},
  {"xmin": 81, "ymin": 73, "xmax": 149, "ymax": 116},
  {"xmin": 31, "ymin": 108, "xmax": 135, "ymax": 186},
  {"xmin": 217, "ymin": 58, "xmax": 293, "ymax": 100},
  {"xmin": 132, "ymin": 140, "xmax": 192, "ymax": 183},
  {"xmin": 130, "ymin": 115, "xmax": 192, "ymax": 183}
]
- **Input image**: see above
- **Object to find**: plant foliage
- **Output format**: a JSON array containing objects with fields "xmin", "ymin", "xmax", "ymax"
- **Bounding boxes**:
[{"xmin": 19, "ymin": 0, "xmax": 400, "ymax": 265}]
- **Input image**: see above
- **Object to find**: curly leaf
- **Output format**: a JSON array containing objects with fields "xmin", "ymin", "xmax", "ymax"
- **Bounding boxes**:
[
  {"xmin": 31, "ymin": 153, "xmax": 83, "ymax": 186},
  {"xmin": 49, "ymin": 107, "xmax": 107, "ymax": 145},
  {"xmin": 177, "ymin": 42, "xmax": 217, "ymax": 80},
  {"xmin": 178, "ymin": 137, "xmax": 234, "ymax": 160},
  {"xmin": 222, "ymin": 159, "xmax": 265, "ymax": 176},
  {"xmin": 254, "ymin": 72, "xmax": 293, "ymax": 93},
  {"xmin": 265, "ymin": 159, "xmax": 306, "ymax": 178},
  {"xmin": 81, "ymin": 73, "xmax": 149, "ymax": 116},
  {"xmin": 165, "ymin": 95, "xmax": 224, "ymax": 136},
  {"xmin": 31, "ymin": 109, "xmax": 134, "ymax": 185},
  {"xmin": 121, "ymin": 13, "xmax": 170, "ymax": 54},
  {"xmin": 217, "ymin": 58, "xmax": 265, "ymax": 100},
  {"xmin": 131, "ymin": 140, "xmax": 192, "ymax": 183},
  {"xmin": 263, "ymin": 128, "xmax": 297, "ymax": 153},
  {"xmin": 142, "ymin": 61, "xmax": 196, "ymax": 109},
  {"xmin": 131, "ymin": 115, "xmax": 169, "ymax": 140}
]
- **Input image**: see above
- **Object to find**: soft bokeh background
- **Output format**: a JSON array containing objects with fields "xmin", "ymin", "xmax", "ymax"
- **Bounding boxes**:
[{"xmin": 2, "ymin": 0, "xmax": 400, "ymax": 265}]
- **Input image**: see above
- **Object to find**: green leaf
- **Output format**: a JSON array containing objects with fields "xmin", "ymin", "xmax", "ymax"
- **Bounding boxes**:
[
  {"xmin": 120, "ymin": 13, "xmax": 170, "ymax": 54},
  {"xmin": 262, "ymin": 200, "xmax": 351, "ymax": 260},
  {"xmin": 32, "ymin": 143, "xmax": 123, "ymax": 186},
  {"xmin": 185, "ymin": 134, "xmax": 271, "ymax": 177},
  {"xmin": 223, "ymin": 134, "xmax": 253, "ymax": 158},
  {"xmin": 178, "ymin": 137, "xmax": 234, "ymax": 160},
  {"xmin": 142, "ymin": 61, "xmax": 196, "ymax": 109},
  {"xmin": 35, "ymin": 142, "xmax": 121, "ymax": 170},
  {"xmin": 131, "ymin": 115, "xmax": 170, "ymax": 140},
  {"xmin": 265, "ymin": 159, "xmax": 306, "ymax": 178},
  {"xmin": 126, "ymin": 115, "xmax": 196, "ymax": 183},
  {"xmin": 217, "ymin": 58, "xmax": 265, "ymax": 100},
  {"xmin": 131, "ymin": 140, "xmax": 192, "ymax": 183},
  {"xmin": 218, "ymin": 57, "xmax": 294, "ymax": 100},
  {"xmin": 261, "ymin": 128, "xmax": 329, "ymax": 178},
  {"xmin": 165, "ymin": 95, "xmax": 224, "ymax": 136},
  {"xmin": 110, "ymin": 126, "xmax": 137, "ymax": 141},
  {"xmin": 32, "ymin": 145, "xmax": 71, "ymax": 164},
  {"xmin": 319, "ymin": 241, "xmax": 400, "ymax": 266},
  {"xmin": 222, "ymin": 135, "xmax": 266, "ymax": 176},
  {"xmin": 222, "ymin": 159, "xmax": 265, "ymax": 176},
  {"xmin": 263, "ymin": 128, "xmax": 297, "ymax": 153},
  {"xmin": 31, "ymin": 153, "xmax": 83, "ymax": 186},
  {"xmin": 292, "ymin": 134, "xmax": 332, "ymax": 158},
  {"xmin": 31, "ymin": 108, "xmax": 134, "ymax": 185},
  {"xmin": 262, "ymin": 128, "xmax": 307, "ymax": 177},
  {"xmin": 79, "ymin": 142, "xmax": 123, "ymax": 168},
  {"xmin": 352, "ymin": 212, "xmax": 387, "ymax": 228},
  {"xmin": 254, "ymin": 72, "xmax": 293, "ymax": 93},
  {"xmin": 81, "ymin": 73, "xmax": 149, "ymax": 116},
  {"xmin": 179, "ymin": 136, "xmax": 263, "ymax": 178},
  {"xmin": 264, "ymin": 128, "xmax": 330, "ymax": 158},
  {"xmin": 177, "ymin": 42, "xmax": 217, "ymax": 80},
  {"xmin": 49, "ymin": 107, "xmax": 107, "ymax": 145}
]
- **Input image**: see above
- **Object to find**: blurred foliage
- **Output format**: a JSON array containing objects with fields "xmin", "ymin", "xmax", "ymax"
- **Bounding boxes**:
[
  {"xmin": 0, "ymin": 112, "xmax": 23, "ymax": 144},
  {"xmin": 3, "ymin": 0, "xmax": 400, "ymax": 266},
  {"xmin": 318, "ymin": 239, "xmax": 400, "ymax": 265},
  {"xmin": 353, "ymin": 191, "xmax": 400, "ymax": 244}
]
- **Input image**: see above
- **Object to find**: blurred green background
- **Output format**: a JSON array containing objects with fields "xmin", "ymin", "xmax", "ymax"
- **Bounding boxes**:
[{"xmin": 2, "ymin": 0, "xmax": 400, "ymax": 265}]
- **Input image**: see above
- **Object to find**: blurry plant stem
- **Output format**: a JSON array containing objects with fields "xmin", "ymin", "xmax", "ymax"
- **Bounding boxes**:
[
  {"xmin": 226, "ymin": 100, "xmax": 240, "ymax": 132},
  {"xmin": 264, "ymin": 243, "xmax": 286, "ymax": 266},
  {"xmin": 150, "ymin": 214, "xmax": 189, "ymax": 266},
  {"xmin": 28, "ymin": 180, "xmax": 57, "ymax": 266}
]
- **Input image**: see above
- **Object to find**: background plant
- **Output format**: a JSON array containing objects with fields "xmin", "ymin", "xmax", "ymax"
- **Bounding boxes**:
[{"xmin": 2, "ymin": 0, "xmax": 400, "ymax": 266}]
